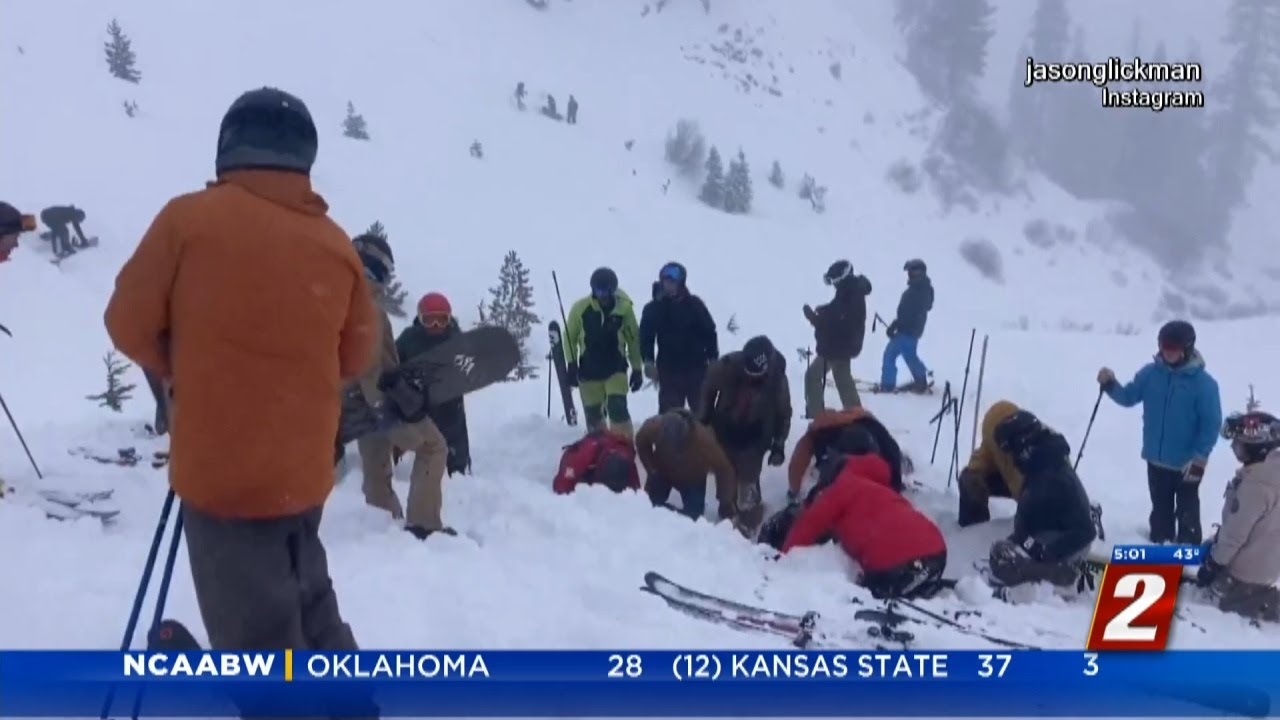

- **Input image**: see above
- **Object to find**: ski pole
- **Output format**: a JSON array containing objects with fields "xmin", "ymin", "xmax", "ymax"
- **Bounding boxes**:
[
  {"xmin": 970, "ymin": 335, "xmax": 988, "ymax": 455},
  {"xmin": 0, "ymin": 388, "xmax": 41, "ymax": 479},
  {"xmin": 131, "ymin": 504, "xmax": 185, "ymax": 720},
  {"xmin": 1074, "ymin": 387, "xmax": 1105, "ymax": 471},
  {"xmin": 947, "ymin": 329, "xmax": 977, "ymax": 488},
  {"xmin": 101, "ymin": 489, "xmax": 177, "ymax": 719},
  {"xmin": 929, "ymin": 382, "xmax": 953, "ymax": 465}
]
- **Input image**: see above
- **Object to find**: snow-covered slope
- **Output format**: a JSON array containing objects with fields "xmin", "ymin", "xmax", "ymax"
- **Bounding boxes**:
[{"xmin": 0, "ymin": 0, "xmax": 1275, "ymax": 654}]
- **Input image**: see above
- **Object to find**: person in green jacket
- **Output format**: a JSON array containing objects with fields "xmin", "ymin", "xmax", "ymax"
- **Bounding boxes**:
[{"xmin": 564, "ymin": 267, "xmax": 644, "ymax": 438}]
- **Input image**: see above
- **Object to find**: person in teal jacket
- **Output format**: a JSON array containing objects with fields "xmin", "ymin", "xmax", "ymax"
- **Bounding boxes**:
[
  {"xmin": 564, "ymin": 267, "xmax": 644, "ymax": 438},
  {"xmin": 1097, "ymin": 320, "xmax": 1222, "ymax": 544}
]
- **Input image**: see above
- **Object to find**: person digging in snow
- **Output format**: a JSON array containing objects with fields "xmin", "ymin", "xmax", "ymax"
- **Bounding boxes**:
[
  {"xmin": 877, "ymin": 258, "xmax": 933, "ymax": 394},
  {"xmin": 563, "ymin": 267, "xmax": 644, "ymax": 439},
  {"xmin": 639, "ymin": 261, "xmax": 718, "ymax": 414},
  {"xmin": 986, "ymin": 409, "xmax": 1097, "ymax": 592},
  {"xmin": 802, "ymin": 259, "xmax": 872, "ymax": 416},
  {"xmin": 958, "ymin": 400, "xmax": 1028, "ymax": 527},
  {"xmin": 343, "ymin": 232, "xmax": 453, "ymax": 540},
  {"xmin": 1195, "ymin": 411, "xmax": 1280, "ymax": 622},
  {"xmin": 635, "ymin": 408, "xmax": 735, "ymax": 520},
  {"xmin": 105, "ymin": 87, "xmax": 376, "ymax": 666},
  {"xmin": 779, "ymin": 426, "xmax": 948, "ymax": 600},
  {"xmin": 1098, "ymin": 319, "xmax": 1222, "ymax": 544},
  {"xmin": 698, "ymin": 335, "xmax": 791, "ymax": 536},
  {"xmin": 39, "ymin": 204, "xmax": 93, "ymax": 258},
  {"xmin": 395, "ymin": 292, "xmax": 471, "ymax": 476},
  {"xmin": 783, "ymin": 407, "xmax": 906, "ymax": 506}
]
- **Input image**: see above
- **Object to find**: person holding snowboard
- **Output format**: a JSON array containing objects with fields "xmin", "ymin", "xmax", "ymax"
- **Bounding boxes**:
[
  {"xmin": 39, "ymin": 204, "xmax": 92, "ymax": 258},
  {"xmin": 698, "ymin": 335, "xmax": 791, "ymax": 535},
  {"xmin": 395, "ymin": 292, "xmax": 471, "ymax": 476},
  {"xmin": 1097, "ymin": 319, "xmax": 1221, "ymax": 544},
  {"xmin": 639, "ymin": 261, "xmax": 718, "ymax": 414},
  {"xmin": 104, "ymin": 87, "xmax": 376, "ymax": 659},
  {"xmin": 785, "ymin": 407, "xmax": 905, "ymax": 502},
  {"xmin": 0, "ymin": 201, "xmax": 36, "ymax": 263},
  {"xmin": 1196, "ymin": 411, "xmax": 1280, "ymax": 622},
  {"xmin": 877, "ymin": 258, "xmax": 933, "ymax": 394},
  {"xmin": 345, "ymin": 232, "xmax": 452, "ymax": 540},
  {"xmin": 780, "ymin": 433, "xmax": 948, "ymax": 600},
  {"xmin": 564, "ymin": 267, "xmax": 643, "ymax": 439},
  {"xmin": 635, "ymin": 408, "xmax": 736, "ymax": 520},
  {"xmin": 802, "ymin": 260, "xmax": 872, "ymax": 417},
  {"xmin": 986, "ymin": 409, "xmax": 1097, "ymax": 592}
]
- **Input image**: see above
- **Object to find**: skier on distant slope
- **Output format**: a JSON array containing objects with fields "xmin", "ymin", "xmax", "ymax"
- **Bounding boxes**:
[
  {"xmin": 985, "ymin": 410, "xmax": 1097, "ymax": 592},
  {"xmin": 1196, "ymin": 411, "xmax": 1280, "ymax": 622},
  {"xmin": 395, "ymin": 292, "xmax": 471, "ymax": 476},
  {"xmin": 39, "ymin": 204, "xmax": 92, "ymax": 258},
  {"xmin": 1097, "ymin": 319, "xmax": 1221, "ymax": 544},
  {"xmin": 780, "ymin": 429, "xmax": 948, "ymax": 600},
  {"xmin": 802, "ymin": 259, "xmax": 872, "ymax": 416},
  {"xmin": 877, "ymin": 258, "xmax": 933, "ymax": 394},
  {"xmin": 635, "ymin": 408, "xmax": 736, "ymax": 520},
  {"xmin": 563, "ymin": 267, "xmax": 644, "ymax": 438},
  {"xmin": 639, "ymin": 262, "xmax": 718, "ymax": 414},
  {"xmin": 344, "ymin": 232, "xmax": 453, "ymax": 540},
  {"xmin": 698, "ymin": 335, "xmax": 791, "ymax": 535}
]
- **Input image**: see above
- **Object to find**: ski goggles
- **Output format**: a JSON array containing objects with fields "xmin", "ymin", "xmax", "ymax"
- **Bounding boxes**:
[
  {"xmin": 1221, "ymin": 413, "xmax": 1279, "ymax": 443},
  {"xmin": 824, "ymin": 268, "xmax": 852, "ymax": 286},
  {"xmin": 420, "ymin": 311, "xmax": 450, "ymax": 329},
  {"xmin": 659, "ymin": 263, "xmax": 685, "ymax": 283}
]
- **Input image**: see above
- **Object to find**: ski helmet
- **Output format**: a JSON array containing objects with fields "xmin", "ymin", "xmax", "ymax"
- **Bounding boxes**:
[
  {"xmin": 904, "ymin": 258, "xmax": 927, "ymax": 274},
  {"xmin": 1222, "ymin": 411, "xmax": 1280, "ymax": 464},
  {"xmin": 741, "ymin": 336, "xmax": 774, "ymax": 377},
  {"xmin": 590, "ymin": 267, "xmax": 618, "ymax": 297},
  {"xmin": 1157, "ymin": 320, "xmax": 1196, "ymax": 353},
  {"xmin": 352, "ymin": 232, "xmax": 394, "ymax": 284},
  {"xmin": 659, "ymin": 261, "xmax": 687, "ymax": 285},
  {"xmin": 824, "ymin": 260, "xmax": 854, "ymax": 286},
  {"xmin": 834, "ymin": 423, "xmax": 878, "ymax": 457},
  {"xmin": 993, "ymin": 410, "xmax": 1048, "ymax": 460},
  {"xmin": 215, "ymin": 87, "xmax": 318, "ymax": 176},
  {"xmin": 417, "ymin": 293, "xmax": 452, "ymax": 329}
]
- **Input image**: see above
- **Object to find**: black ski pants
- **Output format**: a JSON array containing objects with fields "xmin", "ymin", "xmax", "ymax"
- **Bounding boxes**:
[
  {"xmin": 657, "ymin": 366, "xmax": 706, "ymax": 415},
  {"xmin": 861, "ymin": 551, "xmax": 947, "ymax": 600},
  {"xmin": 1147, "ymin": 463, "xmax": 1201, "ymax": 544}
]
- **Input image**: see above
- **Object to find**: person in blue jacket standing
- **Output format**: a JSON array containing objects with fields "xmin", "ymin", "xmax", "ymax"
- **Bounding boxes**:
[
  {"xmin": 1097, "ymin": 320, "xmax": 1222, "ymax": 544},
  {"xmin": 878, "ymin": 259, "xmax": 934, "ymax": 393}
]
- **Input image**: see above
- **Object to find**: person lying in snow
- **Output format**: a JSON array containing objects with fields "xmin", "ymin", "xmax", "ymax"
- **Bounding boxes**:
[
  {"xmin": 784, "ymin": 407, "xmax": 906, "ymax": 503},
  {"xmin": 635, "ymin": 409, "xmax": 735, "ymax": 520},
  {"xmin": 777, "ymin": 426, "xmax": 948, "ymax": 600},
  {"xmin": 552, "ymin": 429, "xmax": 640, "ymax": 496},
  {"xmin": 986, "ymin": 410, "xmax": 1097, "ymax": 592},
  {"xmin": 1195, "ymin": 411, "xmax": 1280, "ymax": 623}
]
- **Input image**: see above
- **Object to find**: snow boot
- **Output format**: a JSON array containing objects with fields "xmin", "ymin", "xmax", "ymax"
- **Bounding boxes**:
[{"xmin": 406, "ymin": 525, "xmax": 457, "ymax": 541}]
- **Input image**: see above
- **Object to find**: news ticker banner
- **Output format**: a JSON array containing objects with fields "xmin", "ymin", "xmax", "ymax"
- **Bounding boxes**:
[{"xmin": 0, "ymin": 650, "xmax": 1274, "ymax": 717}]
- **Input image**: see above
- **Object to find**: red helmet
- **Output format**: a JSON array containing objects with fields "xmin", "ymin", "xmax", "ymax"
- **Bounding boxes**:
[{"xmin": 417, "ymin": 292, "xmax": 451, "ymax": 317}]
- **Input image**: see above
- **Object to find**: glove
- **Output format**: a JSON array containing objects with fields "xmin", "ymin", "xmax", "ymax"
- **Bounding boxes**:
[
  {"xmin": 643, "ymin": 361, "xmax": 658, "ymax": 381},
  {"xmin": 886, "ymin": 321, "xmax": 899, "ymax": 338},
  {"xmin": 1196, "ymin": 552, "xmax": 1223, "ymax": 588},
  {"xmin": 802, "ymin": 304, "xmax": 817, "ymax": 324},
  {"xmin": 785, "ymin": 488, "xmax": 800, "ymax": 507},
  {"xmin": 1183, "ymin": 459, "xmax": 1206, "ymax": 484},
  {"xmin": 565, "ymin": 363, "xmax": 579, "ymax": 387},
  {"xmin": 377, "ymin": 368, "xmax": 400, "ymax": 392},
  {"xmin": 1096, "ymin": 367, "xmax": 1116, "ymax": 386},
  {"xmin": 629, "ymin": 368, "xmax": 644, "ymax": 392},
  {"xmin": 767, "ymin": 444, "xmax": 785, "ymax": 467},
  {"xmin": 1019, "ymin": 535, "xmax": 1046, "ymax": 562}
]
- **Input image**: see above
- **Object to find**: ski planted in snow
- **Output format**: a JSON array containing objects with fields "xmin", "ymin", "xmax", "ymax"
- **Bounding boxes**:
[{"xmin": 548, "ymin": 321, "xmax": 578, "ymax": 426}]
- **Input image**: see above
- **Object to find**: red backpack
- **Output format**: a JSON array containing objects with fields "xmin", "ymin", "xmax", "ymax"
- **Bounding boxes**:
[{"xmin": 553, "ymin": 431, "xmax": 640, "ymax": 495}]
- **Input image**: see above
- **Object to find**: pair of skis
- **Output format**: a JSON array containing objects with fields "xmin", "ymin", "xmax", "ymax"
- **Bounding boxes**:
[{"xmin": 35, "ymin": 488, "xmax": 120, "ymax": 521}]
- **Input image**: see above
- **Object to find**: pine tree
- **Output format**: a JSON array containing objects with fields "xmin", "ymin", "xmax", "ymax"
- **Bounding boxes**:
[
  {"xmin": 363, "ymin": 222, "xmax": 406, "ymax": 315},
  {"xmin": 104, "ymin": 19, "xmax": 141, "ymax": 84},
  {"xmin": 343, "ymin": 101, "xmax": 371, "ymax": 140},
  {"xmin": 699, "ymin": 146, "xmax": 726, "ymax": 209},
  {"xmin": 723, "ymin": 149, "xmax": 754, "ymax": 214},
  {"xmin": 485, "ymin": 250, "xmax": 542, "ymax": 380},
  {"xmin": 86, "ymin": 351, "xmax": 137, "ymax": 412},
  {"xmin": 1009, "ymin": 0, "xmax": 1071, "ymax": 167},
  {"xmin": 768, "ymin": 160, "xmax": 785, "ymax": 188},
  {"xmin": 896, "ymin": 0, "xmax": 994, "ymax": 104}
]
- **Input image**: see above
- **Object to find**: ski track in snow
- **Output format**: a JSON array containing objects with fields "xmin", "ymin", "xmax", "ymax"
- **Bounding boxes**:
[{"xmin": 0, "ymin": 7, "xmax": 1275, "ymax": 720}]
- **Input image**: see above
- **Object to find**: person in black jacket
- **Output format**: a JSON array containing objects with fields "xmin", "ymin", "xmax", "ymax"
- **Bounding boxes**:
[
  {"xmin": 987, "ymin": 410, "xmax": 1098, "ymax": 592},
  {"xmin": 395, "ymin": 292, "xmax": 471, "ymax": 476},
  {"xmin": 802, "ymin": 260, "xmax": 872, "ymax": 418},
  {"xmin": 878, "ymin": 258, "xmax": 934, "ymax": 393},
  {"xmin": 640, "ymin": 262, "xmax": 719, "ymax": 413},
  {"xmin": 39, "ymin": 205, "xmax": 92, "ymax": 259}
]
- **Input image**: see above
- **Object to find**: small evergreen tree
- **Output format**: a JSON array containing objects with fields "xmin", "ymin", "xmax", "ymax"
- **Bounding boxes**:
[
  {"xmin": 343, "ymin": 101, "xmax": 371, "ymax": 140},
  {"xmin": 86, "ymin": 351, "xmax": 137, "ymax": 412},
  {"xmin": 363, "ymin": 222, "xmax": 406, "ymax": 316},
  {"xmin": 726, "ymin": 314, "xmax": 739, "ymax": 335},
  {"xmin": 104, "ymin": 19, "xmax": 141, "ymax": 84},
  {"xmin": 723, "ymin": 149, "xmax": 754, "ymax": 214},
  {"xmin": 768, "ymin": 160, "xmax": 785, "ymax": 188},
  {"xmin": 485, "ymin": 250, "xmax": 542, "ymax": 380},
  {"xmin": 699, "ymin": 146, "xmax": 726, "ymax": 209}
]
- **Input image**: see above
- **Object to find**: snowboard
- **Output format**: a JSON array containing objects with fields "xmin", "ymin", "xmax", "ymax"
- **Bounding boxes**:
[
  {"xmin": 548, "ymin": 321, "xmax": 578, "ymax": 426},
  {"xmin": 858, "ymin": 379, "xmax": 936, "ymax": 395},
  {"xmin": 338, "ymin": 326, "xmax": 521, "ymax": 445},
  {"xmin": 48, "ymin": 236, "xmax": 99, "ymax": 265}
]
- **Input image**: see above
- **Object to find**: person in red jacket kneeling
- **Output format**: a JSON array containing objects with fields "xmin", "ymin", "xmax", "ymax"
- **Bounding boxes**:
[{"xmin": 781, "ymin": 445, "xmax": 947, "ymax": 599}]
